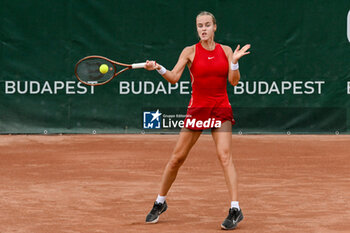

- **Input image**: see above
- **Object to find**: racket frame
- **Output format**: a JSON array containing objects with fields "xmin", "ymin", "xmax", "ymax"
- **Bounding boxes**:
[{"xmin": 75, "ymin": 55, "xmax": 145, "ymax": 86}]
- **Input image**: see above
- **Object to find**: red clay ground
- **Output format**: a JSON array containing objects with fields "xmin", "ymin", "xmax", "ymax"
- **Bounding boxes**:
[{"xmin": 0, "ymin": 135, "xmax": 349, "ymax": 233}]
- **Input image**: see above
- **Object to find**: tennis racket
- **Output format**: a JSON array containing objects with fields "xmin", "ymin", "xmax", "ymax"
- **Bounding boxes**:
[{"xmin": 75, "ymin": 55, "xmax": 146, "ymax": 86}]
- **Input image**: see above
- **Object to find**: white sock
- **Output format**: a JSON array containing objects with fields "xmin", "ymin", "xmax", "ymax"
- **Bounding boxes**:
[
  {"xmin": 156, "ymin": 195, "xmax": 166, "ymax": 204},
  {"xmin": 231, "ymin": 201, "xmax": 240, "ymax": 210}
]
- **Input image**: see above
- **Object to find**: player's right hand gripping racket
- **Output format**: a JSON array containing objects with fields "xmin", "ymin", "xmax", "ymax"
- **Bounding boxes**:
[{"xmin": 75, "ymin": 55, "xmax": 146, "ymax": 86}]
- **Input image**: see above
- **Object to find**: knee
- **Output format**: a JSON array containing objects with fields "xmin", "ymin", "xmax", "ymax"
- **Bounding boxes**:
[
  {"xmin": 217, "ymin": 149, "xmax": 232, "ymax": 168},
  {"xmin": 168, "ymin": 154, "xmax": 186, "ymax": 170}
]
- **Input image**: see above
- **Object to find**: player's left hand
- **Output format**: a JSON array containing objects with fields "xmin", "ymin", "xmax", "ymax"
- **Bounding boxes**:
[{"xmin": 232, "ymin": 44, "xmax": 251, "ymax": 63}]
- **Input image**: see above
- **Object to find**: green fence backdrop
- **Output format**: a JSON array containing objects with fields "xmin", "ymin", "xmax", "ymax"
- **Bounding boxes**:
[{"xmin": 1, "ymin": 0, "xmax": 350, "ymax": 134}]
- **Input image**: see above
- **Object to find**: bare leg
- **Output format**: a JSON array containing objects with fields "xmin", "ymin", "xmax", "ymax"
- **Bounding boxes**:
[
  {"xmin": 159, "ymin": 128, "xmax": 202, "ymax": 196},
  {"xmin": 211, "ymin": 121, "xmax": 238, "ymax": 201}
]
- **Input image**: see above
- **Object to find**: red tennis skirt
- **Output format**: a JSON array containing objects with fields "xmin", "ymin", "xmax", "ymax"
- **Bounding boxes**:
[{"xmin": 184, "ymin": 99, "xmax": 235, "ymax": 130}]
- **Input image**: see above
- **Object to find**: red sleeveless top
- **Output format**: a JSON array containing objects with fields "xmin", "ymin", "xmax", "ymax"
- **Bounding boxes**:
[{"xmin": 184, "ymin": 42, "xmax": 235, "ymax": 130}]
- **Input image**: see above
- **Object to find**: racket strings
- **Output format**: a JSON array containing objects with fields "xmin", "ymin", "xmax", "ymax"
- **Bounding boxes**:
[{"xmin": 76, "ymin": 58, "xmax": 115, "ymax": 84}]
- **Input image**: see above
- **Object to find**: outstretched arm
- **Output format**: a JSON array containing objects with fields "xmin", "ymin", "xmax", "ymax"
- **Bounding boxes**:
[{"xmin": 144, "ymin": 46, "xmax": 193, "ymax": 84}]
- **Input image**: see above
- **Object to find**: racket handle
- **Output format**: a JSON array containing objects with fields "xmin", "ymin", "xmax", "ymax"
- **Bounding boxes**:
[{"xmin": 131, "ymin": 62, "xmax": 146, "ymax": 69}]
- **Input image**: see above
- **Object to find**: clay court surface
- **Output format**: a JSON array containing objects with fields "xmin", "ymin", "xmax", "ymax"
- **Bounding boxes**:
[{"xmin": 0, "ymin": 134, "xmax": 349, "ymax": 233}]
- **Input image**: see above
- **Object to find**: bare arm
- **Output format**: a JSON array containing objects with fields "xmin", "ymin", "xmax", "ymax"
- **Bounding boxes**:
[
  {"xmin": 223, "ymin": 44, "xmax": 251, "ymax": 86},
  {"xmin": 225, "ymin": 46, "xmax": 240, "ymax": 86},
  {"xmin": 144, "ymin": 46, "xmax": 193, "ymax": 84}
]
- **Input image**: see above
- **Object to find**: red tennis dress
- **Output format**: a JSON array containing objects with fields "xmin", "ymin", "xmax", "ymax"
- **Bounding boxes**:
[{"xmin": 184, "ymin": 42, "xmax": 235, "ymax": 130}]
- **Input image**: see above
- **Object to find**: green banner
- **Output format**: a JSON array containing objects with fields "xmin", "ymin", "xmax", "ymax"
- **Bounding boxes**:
[{"xmin": 1, "ymin": 0, "xmax": 350, "ymax": 134}]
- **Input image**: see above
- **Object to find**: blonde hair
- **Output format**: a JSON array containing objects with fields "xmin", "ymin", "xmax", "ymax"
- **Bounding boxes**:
[{"xmin": 196, "ymin": 11, "xmax": 217, "ymax": 25}]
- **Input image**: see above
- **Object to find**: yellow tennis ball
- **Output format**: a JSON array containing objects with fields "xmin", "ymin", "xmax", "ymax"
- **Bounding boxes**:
[{"xmin": 99, "ymin": 64, "xmax": 109, "ymax": 74}]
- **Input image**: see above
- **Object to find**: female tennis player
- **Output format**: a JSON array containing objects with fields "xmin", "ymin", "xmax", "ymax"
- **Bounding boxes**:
[{"xmin": 144, "ymin": 11, "xmax": 250, "ymax": 230}]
